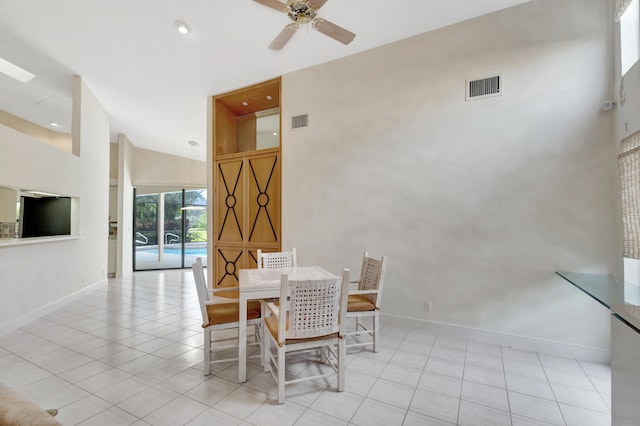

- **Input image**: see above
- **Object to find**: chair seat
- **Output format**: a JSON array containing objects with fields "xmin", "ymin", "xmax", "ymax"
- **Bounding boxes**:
[
  {"xmin": 347, "ymin": 294, "xmax": 376, "ymax": 312},
  {"xmin": 264, "ymin": 315, "xmax": 338, "ymax": 345},
  {"xmin": 204, "ymin": 301, "xmax": 261, "ymax": 327},
  {"xmin": 215, "ymin": 289, "xmax": 240, "ymax": 299}
]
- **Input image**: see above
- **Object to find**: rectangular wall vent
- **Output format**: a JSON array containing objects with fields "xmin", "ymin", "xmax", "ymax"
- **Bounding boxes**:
[
  {"xmin": 291, "ymin": 114, "xmax": 308, "ymax": 130},
  {"xmin": 466, "ymin": 75, "xmax": 502, "ymax": 101}
]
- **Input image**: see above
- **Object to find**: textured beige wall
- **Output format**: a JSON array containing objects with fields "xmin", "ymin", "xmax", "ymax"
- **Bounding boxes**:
[
  {"xmin": 282, "ymin": 0, "xmax": 615, "ymax": 350},
  {"xmin": 0, "ymin": 188, "xmax": 16, "ymax": 223},
  {"xmin": 0, "ymin": 110, "xmax": 72, "ymax": 153}
]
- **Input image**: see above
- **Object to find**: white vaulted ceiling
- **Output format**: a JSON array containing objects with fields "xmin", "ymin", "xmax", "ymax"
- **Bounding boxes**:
[{"xmin": 0, "ymin": 0, "xmax": 530, "ymax": 160}]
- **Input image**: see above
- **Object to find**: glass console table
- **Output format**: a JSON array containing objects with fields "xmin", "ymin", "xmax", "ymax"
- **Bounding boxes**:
[{"xmin": 556, "ymin": 271, "xmax": 640, "ymax": 331}]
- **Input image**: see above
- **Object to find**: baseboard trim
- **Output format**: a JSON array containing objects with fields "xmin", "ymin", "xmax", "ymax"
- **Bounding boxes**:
[
  {"xmin": 381, "ymin": 313, "xmax": 609, "ymax": 364},
  {"xmin": 0, "ymin": 279, "xmax": 108, "ymax": 337}
]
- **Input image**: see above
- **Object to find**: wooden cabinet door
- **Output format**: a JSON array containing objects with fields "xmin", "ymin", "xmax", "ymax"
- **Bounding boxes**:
[{"xmin": 213, "ymin": 149, "xmax": 280, "ymax": 287}]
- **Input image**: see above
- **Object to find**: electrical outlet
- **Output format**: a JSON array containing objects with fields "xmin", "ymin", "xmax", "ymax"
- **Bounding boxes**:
[{"xmin": 424, "ymin": 300, "xmax": 432, "ymax": 312}]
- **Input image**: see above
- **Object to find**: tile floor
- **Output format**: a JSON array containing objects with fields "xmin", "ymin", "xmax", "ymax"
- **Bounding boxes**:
[{"xmin": 0, "ymin": 269, "xmax": 611, "ymax": 425}]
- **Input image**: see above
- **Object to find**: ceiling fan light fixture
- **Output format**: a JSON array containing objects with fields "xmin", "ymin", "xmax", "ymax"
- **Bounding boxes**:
[
  {"xmin": 175, "ymin": 20, "xmax": 191, "ymax": 34},
  {"xmin": 287, "ymin": 0, "xmax": 317, "ymax": 24},
  {"xmin": 254, "ymin": 0, "xmax": 355, "ymax": 49}
]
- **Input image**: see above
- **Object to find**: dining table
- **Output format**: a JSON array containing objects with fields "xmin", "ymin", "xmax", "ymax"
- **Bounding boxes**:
[{"xmin": 237, "ymin": 265, "xmax": 339, "ymax": 383}]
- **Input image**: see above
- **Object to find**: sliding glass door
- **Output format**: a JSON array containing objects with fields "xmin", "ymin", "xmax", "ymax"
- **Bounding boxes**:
[{"xmin": 133, "ymin": 188, "xmax": 207, "ymax": 270}]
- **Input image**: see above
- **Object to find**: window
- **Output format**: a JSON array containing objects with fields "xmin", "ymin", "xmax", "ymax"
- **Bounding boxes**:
[
  {"xmin": 620, "ymin": 0, "xmax": 640, "ymax": 75},
  {"xmin": 619, "ymin": 130, "xmax": 640, "ymax": 259}
]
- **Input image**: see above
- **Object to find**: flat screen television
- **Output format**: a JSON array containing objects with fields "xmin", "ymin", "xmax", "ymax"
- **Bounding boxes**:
[{"xmin": 19, "ymin": 196, "xmax": 71, "ymax": 238}]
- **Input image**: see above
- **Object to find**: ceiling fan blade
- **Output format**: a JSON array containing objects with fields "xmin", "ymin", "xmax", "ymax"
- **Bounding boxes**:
[
  {"xmin": 308, "ymin": 0, "xmax": 328, "ymax": 10},
  {"xmin": 269, "ymin": 23, "xmax": 299, "ymax": 50},
  {"xmin": 253, "ymin": 0, "xmax": 288, "ymax": 13},
  {"xmin": 312, "ymin": 18, "xmax": 356, "ymax": 45}
]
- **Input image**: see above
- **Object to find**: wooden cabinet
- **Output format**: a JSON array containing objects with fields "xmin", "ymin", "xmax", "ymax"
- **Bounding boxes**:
[{"xmin": 211, "ymin": 78, "xmax": 281, "ymax": 287}]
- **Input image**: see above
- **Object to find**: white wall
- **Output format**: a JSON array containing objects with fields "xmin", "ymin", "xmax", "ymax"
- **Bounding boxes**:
[
  {"xmin": 282, "ymin": 0, "xmax": 616, "ymax": 350},
  {"xmin": 0, "ymin": 76, "xmax": 110, "ymax": 326},
  {"xmin": 117, "ymin": 133, "xmax": 134, "ymax": 279}
]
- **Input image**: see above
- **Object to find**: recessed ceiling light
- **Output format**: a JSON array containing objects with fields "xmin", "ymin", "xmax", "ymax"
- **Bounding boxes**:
[
  {"xmin": 273, "ymin": 132, "xmax": 278, "ymax": 136},
  {"xmin": 49, "ymin": 122, "xmax": 60, "ymax": 127},
  {"xmin": 175, "ymin": 20, "xmax": 191, "ymax": 35},
  {"xmin": 0, "ymin": 56, "xmax": 35, "ymax": 83},
  {"xmin": 242, "ymin": 101, "xmax": 248, "ymax": 106},
  {"xmin": 266, "ymin": 95, "xmax": 273, "ymax": 100}
]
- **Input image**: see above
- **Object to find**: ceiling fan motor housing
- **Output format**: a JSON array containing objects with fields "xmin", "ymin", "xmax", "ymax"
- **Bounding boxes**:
[{"xmin": 287, "ymin": 1, "xmax": 317, "ymax": 24}]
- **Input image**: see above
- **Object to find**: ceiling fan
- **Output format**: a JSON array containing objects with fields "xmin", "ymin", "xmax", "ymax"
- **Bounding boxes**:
[{"xmin": 253, "ymin": 0, "xmax": 356, "ymax": 50}]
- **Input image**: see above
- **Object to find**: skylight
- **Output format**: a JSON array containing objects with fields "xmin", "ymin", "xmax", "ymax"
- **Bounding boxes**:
[{"xmin": 0, "ymin": 56, "xmax": 35, "ymax": 83}]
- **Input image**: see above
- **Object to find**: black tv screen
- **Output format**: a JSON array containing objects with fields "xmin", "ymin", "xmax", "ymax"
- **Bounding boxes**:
[{"xmin": 20, "ymin": 196, "xmax": 71, "ymax": 238}]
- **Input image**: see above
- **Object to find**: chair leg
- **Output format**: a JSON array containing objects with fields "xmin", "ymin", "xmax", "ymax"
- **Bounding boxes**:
[
  {"xmin": 203, "ymin": 329, "xmax": 211, "ymax": 375},
  {"xmin": 337, "ymin": 339, "xmax": 346, "ymax": 392},
  {"xmin": 263, "ymin": 331, "xmax": 270, "ymax": 373},
  {"xmin": 277, "ymin": 346, "xmax": 285, "ymax": 404},
  {"xmin": 373, "ymin": 312, "xmax": 379, "ymax": 353},
  {"xmin": 261, "ymin": 303, "xmax": 267, "ymax": 370}
]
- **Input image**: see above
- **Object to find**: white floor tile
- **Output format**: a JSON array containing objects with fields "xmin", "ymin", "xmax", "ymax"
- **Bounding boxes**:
[
  {"xmin": 347, "ymin": 355, "xmax": 388, "ymax": 377},
  {"xmin": 309, "ymin": 389, "xmax": 363, "ymax": 421},
  {"xmin": 418, "ymin": 371, "xmax": 463, "ymax": 398},
  {"xmin": 425, "ymin": 357, "xmax": 465, "ymax": 379},
  {"xmin": 461, "ymin": 380, "xmax": 509, "ymax": 411},
  {"xmin": 0, "ymin": 269, "xmax": 613, "ymax": 426},
  {"xmin": 245, "ymin": 398, "xmax": 307, "ymax": 426},
  {"xmin": 410, "ymin": 388, "xmax": 460, "ymax": 424},
  {"xmin": 465, "ymin": 351, "xmax": 504, "ymax": 372},
  {"xmin": 559, "ymin": 402, "xmax": 611, "ymax": 426},
  {"xmin": 550, "ymin": 381, "xmax": 610, "ymax": 413},
  {"xmin": 141, "ymin": 395, "xmax": 209, "ymax": 426},
  {"xmin": 403, "ymin": 410, "xmax": 456, "ymax": 426},
  {"xmin": 390, "ymin": 349, "xmax": 429, "ymax": 369},
  {"xmin": 458, "ymin": 399, "xmax": 511, "ymax": 426},
  {"xmin": 544, "ymin": 366, "xmax": 596, "ymax": 390},
  {"xmin": 368, "ymin": 378, "xmax": 415, "ymax": 409},
  {"xmin": 55, "ymin": 394, "xmax": 112, "ymax": 425},
  {"xmin": 463, "ymin": 364, "xmax": 506, "ymax": 388},
  {"xmin": 293, "ymin": 408, "xmax": 347, "ymax": 426},
  {"xmin": 508, "ymin": 391, "xmax": 565, "ymax": 425},
  {"xmin": 117, "ymin": 383, "xmax": 181, "ymax": 418},
  {"xmin": 78, "ymin": 405, "xmax": 139, "ymax": 426},
  {"xmin": 505, "ymin": 373, "xmax": 555, "ymax": 401},
  {"xmin": 185, "ymin": 407, "xmax": 243, "ymax": 426},
  {"xmin": 380, "ymin": 363, "xmax": 422, "ymax": 387},
  {"xmin": 94, "ymin": 375, "xmax": 157, "ymax": 404},
  {"xmin": 430, "ymin": 346, "xmax": 466, "ymax": 363},
  {"xmin": 214, "ymin": 385, "xmax": 270, "ymax": 419},
  {"xmin": 351, "ymin": 398, "xmax": 407, "ymax": 426}
]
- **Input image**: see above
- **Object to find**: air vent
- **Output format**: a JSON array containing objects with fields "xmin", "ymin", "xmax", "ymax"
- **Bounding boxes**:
[
  {"xmin": 291, "ymin": 114, "xmax": 308, "ymax": 130},
  {"xmin": 466, "ymin": 75, "xmax": 501, "ymax": 101}
]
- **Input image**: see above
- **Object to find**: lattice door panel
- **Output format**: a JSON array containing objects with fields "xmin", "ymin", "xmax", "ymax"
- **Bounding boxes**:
[
  {"xmin": 247, "ymin": 153, "xmax": 280, "ymax": 244},
  {"xmin": 215, "ymin": 159, "xmax": 245, "ymax": 243},
  {"xmin": 214, "ymin": 247, "xmax": 247, "ymax": 288}
]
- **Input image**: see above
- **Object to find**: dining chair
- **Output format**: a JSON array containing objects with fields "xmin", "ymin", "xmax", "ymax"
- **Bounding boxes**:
[
  {"xmin": 256, "ymin": 248, "xmax": 297, "ymax": 269},
  {"xmin": 192, "ymin": 257, "xmax": 262, "ymax": 375},
  {"xmin": 346, "ymin": 252, "xmax": 388, "ymax": 353},
  {"xmin": 262, "ymin": 268, "xmax": 350, "ymax": 404}
]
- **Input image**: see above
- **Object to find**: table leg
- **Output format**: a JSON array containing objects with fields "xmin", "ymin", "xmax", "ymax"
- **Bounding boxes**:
[{"xmin": 239, "ymin": 295, "xmax": 247, "ymax": 383}]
